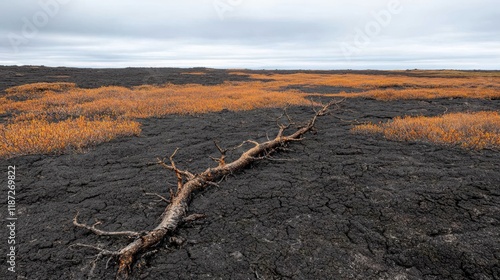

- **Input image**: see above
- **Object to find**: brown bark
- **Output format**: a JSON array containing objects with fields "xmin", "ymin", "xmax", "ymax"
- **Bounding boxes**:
[{"xmin": 73, "ymin": 99, "xmax": 343, "ymax": 279}]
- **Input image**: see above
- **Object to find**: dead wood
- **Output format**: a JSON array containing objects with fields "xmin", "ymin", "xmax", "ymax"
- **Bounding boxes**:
[{"xmin": 73, "ymin": 99, "xmax": 343, "ymax": 279}]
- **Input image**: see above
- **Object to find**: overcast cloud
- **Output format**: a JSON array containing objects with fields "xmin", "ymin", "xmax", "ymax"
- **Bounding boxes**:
[{"xmin": 0, "ymin": 0, "xmax": 499, "ymax": 69}]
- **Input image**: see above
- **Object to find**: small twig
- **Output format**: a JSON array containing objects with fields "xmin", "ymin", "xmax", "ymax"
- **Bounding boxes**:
[
  {"xmin": 284, "ymin": 107, "xmax": 294, "ymax": 124},
  {"xmin": 276, "ymin": 105, "xmax": 294, "ymax": 126},
  {"xmin": 106, "ymin": 257, "xmax": 115, "ymax": 269},
  {"xmin": 70, "ymin": 243, "xmax": 120, "ymax": 277},
  {"xmin": 212, "ymin": 140, "xmax": 227, "ymax": 167},
  {"xmin": 277, "ymin": 105, "xmax": 294, "ymax": 125},
  {"xmin": 275, "ymin": 106, "xmax": 294, "ymax": 139},
  {"xmin": 310, "ymin": 98, "xmax": 318, "ymax": 114},
  {"xmin": 275, "ymin": 146, "xmax": 294, "ymax": 152},
  {"xmin": 144, "ymin": 193, "xmax": 170, "ymax": 203},
  {"xmin": 169, "ymin": 148, "xmax": 184, "ymax": 190},
  {"xmin": 275, "ymin": 123, "xmax": 291, "ymax": 140},
  {"xmin": 329, "ymin": 98, "xmax": 346, "ymax": 115},
  {"xmin": 157, "ymin": 156, "xmax": 195, "ymax": 181},
  {"xmin": 225, "ymin": 140, "xmax": 260, "ymax": 153},
  {"xmin": 213, "ymin": 140, "xmax": 226, "ymax": 154},
  {"xmin": 246, "ymin": 140, "xmax": 260, "ymax": 147},
  {"xmin": 205, "ymin": 181, "xmax": 220, "ymax": 188},
  {"xmin": 73, "ymin": 212, "xmax": 140, "ymax": 238},
  {"xmin": 71, "ymin": 243, "xmax": 120, "ymax": 256},
  {"xmin": 163, "ymin": 181, "xmax": 177, "ymax": 188}
]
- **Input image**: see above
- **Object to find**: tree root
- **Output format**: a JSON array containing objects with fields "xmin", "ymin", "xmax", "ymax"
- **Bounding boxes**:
[{"xmin": 73, "ymin": 99, "xmax": 343, "ymax": 279}]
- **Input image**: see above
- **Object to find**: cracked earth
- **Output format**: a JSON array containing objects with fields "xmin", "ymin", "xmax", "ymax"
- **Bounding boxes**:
[{"xmin": 0, "ymin": 67, "xmax": 499, "ymax": 279}]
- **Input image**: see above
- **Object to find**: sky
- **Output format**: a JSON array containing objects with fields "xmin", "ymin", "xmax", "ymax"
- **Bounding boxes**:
[{"xmin": 0, "ymin": 0, "xmax": 499, "ymax": 70}]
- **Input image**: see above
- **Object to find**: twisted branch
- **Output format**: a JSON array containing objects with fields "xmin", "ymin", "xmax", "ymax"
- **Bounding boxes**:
[{"xmin": 73, "ymin": 99, "xmax": 343, "ymax": 279}]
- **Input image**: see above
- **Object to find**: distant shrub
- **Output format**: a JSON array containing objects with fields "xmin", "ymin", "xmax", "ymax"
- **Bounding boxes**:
[{"xmin": 6, "ymin": 82, "xmax": 76, "ymax": 96}]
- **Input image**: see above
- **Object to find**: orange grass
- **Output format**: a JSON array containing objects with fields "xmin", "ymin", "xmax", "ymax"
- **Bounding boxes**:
[
  {"xmin": 5, "ymin": 82, "xmax": 77, "ymax": 94},
  {"xmin": 0, "ymin": 116, "xmax": 141, "ymax": 158},
  {"xmin": 230, "ymin": 72, "xmax": 500, "ymax": 90},
  {"xmin": 2, "ymin": 82, "xmax": 310, "ymax": 120},
  {"xmin": 0, "ymin": 81, "xmax": 310, "ymax": 158},
  {"xmin": 2, "ymin": 70, "xmax": 498, "ymax": 158},
  {"xmin": 5, "ymin": 82, "xmax": 77, "ymax": 100},
  {"xmin": 391, "ymin": 70, "xmax": 500, "ymax": 78},
  {"xmin": 352, "ymin": 88, "xmax": 500, "ymax": 100},
  {"xmin": 230, "ymin": 71, "xmax": 500, "ymax": 100},
  {"xmin": 352, "ymin": 111, "xmax": 500, "ymax": 150}
]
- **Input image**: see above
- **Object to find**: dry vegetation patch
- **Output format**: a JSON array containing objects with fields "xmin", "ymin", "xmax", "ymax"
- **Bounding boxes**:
[
  {"xmin": 230, "ymin": 71, "xmax": 500, "ymax": 100},
  {"xmin": 0, "ymin": 116, "xmax": 140, "ymax": 158},
  {"xmin": 4, "ymin": 82, "xmax": 77, "ymax": 102},
  {"xmin": 2, "ymin": 70, "xmax": 498, "ymax": 157},
  {"xmin": 1, "ymin": 82, "xmax": 309, "ymax": 119},
  {"xmin": 0, "ymin": 82, "xmax": 310, "ymax": 158},
  {"xmin": 355, "ymin": 88, "xmax": 500, "ymax": 100},
  {"xmin": 352, "ymin": 111, "xmax": 500, "ymax": 150},
  {"xmin": 5, "ymin": 82, "xmax": 77, "ymax": 94}
]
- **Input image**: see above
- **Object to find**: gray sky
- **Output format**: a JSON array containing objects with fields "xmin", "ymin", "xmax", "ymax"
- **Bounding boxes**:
[{"xmin": 1, "ymin": 0, "xmax": 499, "ymax": 69}]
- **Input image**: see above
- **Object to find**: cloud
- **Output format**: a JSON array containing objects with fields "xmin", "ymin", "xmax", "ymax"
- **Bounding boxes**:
[{"xmin": 0, "ymin": 0, "xmax": 498, "ymax": 69}]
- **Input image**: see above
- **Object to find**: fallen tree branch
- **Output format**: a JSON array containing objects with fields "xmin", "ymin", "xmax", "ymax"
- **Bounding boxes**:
[{"xmin": 73, "ymin": 99, "xmax": 343, "ymax": 279}]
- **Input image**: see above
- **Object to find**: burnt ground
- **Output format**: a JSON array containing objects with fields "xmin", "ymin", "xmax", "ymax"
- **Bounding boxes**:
[{"xmin": 0, "ymin": 66, "xmax": 499, "ymax": 280}]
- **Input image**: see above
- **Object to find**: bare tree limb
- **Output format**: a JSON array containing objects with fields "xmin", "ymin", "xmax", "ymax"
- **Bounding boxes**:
[
  {"xmin": 157, "ymin": 151, "xmax": 195, "ymax": 181},
  {"xmin": 73, "ymin": 99, "xmax": 344, "ymax": 279}
]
